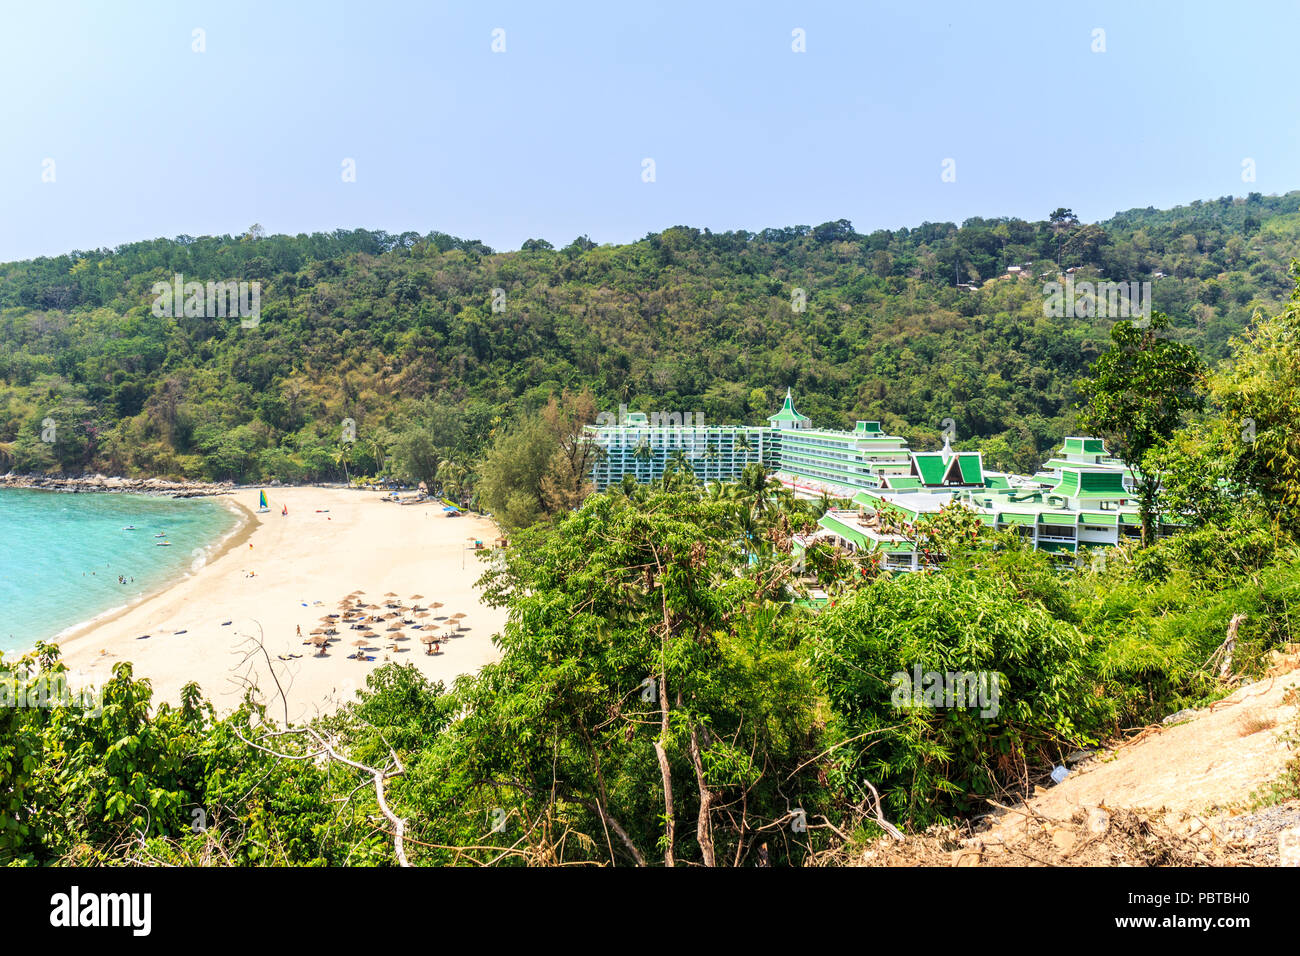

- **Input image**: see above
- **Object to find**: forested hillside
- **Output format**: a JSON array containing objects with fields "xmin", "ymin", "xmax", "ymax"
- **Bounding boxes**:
[
  {"xmin": 6, "ymin": 199, "xmax": 1300, "ymax": 868},
  {"xmin": 2, "ymin": 191, "xmax": 1299, "ymax": 483}
]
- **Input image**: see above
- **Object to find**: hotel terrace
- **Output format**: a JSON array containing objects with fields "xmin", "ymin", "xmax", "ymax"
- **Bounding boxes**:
[{"xmin": 585, "ymin": 390, "xmax": 1174, "ymax": 568}]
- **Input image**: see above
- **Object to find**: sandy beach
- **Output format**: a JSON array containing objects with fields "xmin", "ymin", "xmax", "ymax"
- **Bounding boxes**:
[{"xmin": 56, "ymin": 487, "xmax": 508, "ymax": 722}]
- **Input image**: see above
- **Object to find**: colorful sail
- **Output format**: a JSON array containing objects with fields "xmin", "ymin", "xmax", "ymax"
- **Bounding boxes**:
[{"xmin": 259, "ymin": 489, "xmax": 268, "ymax": 510}]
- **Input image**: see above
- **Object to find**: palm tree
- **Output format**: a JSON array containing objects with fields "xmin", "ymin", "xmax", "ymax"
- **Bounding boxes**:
[
  {"xmin": 662, "ymin": 450, "xmax": 698, "ymax": 491},
  {"xmin": 617, "ymin": 473, "xmax": 642, "ymax": 499},
  {"xmin": 437, "ymin": 459, "xmax": 467, "ymax": 500},
  {"xmin": 733, "ymin": 504, "xmax": 770, "ymax": 562},
  {"xmin": 632, "ymin": 438, "xmax": 653, "ymax": 479},
  {"xmin": 735, "ymin": 462, "xmax": 773, "ymax": 518},
  {"xmin": 334, "ymin": 442, "xmax": 353, "ymax": 485},
  {"xmin": 769, "ymin": 483, "xmax": 797, "ymax": 516},
  {"xmin": 734, "ymin": 433, "xmax": 754, "ymax": 458},
  {"xmin": 367, "ymin": 436, "xmax": 387, "ymax": 478}
]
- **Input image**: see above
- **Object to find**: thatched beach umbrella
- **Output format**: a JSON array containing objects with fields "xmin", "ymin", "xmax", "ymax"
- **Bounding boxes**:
[{"xmin": 410, "ymin": 593, "xmax": 425, "ymax": 600}]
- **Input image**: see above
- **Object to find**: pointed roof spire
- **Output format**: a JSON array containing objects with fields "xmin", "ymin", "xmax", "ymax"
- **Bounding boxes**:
[{"xmin": 768, "ymin": 388, "xmax": 810, "ymax": 424}]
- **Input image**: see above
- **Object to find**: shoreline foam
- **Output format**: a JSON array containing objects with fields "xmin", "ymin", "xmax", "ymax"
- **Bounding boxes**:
[{"xmin": 47, "ymin": 497, "xmax": 254, "ymax": 655}]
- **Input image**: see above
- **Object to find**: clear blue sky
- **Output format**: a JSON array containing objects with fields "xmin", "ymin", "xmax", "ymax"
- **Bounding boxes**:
[{"xmin": 2, "ymin": 0, "xmax": 1298, "ymax": 261}]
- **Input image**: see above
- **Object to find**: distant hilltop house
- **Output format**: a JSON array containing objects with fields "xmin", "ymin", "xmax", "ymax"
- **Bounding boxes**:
[{"xmin": 586, "ymin": 390, "xmax": 1170, "ymax": 565}]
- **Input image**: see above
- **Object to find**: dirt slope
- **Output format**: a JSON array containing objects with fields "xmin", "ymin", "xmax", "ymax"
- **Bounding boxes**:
[{"xmin": 857, "ymin": 647, "xmax": 1300, "ymax": 867}]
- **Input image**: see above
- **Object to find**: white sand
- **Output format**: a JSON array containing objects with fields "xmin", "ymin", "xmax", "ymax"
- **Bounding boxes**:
[{"xmin": 57, "ymin": 487, "xmax": 508, "ymax": 722}]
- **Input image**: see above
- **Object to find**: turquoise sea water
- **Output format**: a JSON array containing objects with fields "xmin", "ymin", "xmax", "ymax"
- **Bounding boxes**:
[{"xmin": 0, "ymin": 489, "xmax": 241, "ymax": 655}]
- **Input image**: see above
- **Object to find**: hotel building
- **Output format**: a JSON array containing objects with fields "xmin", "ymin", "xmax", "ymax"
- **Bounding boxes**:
[{"xmin": 587, "ymin": 391, "xmax": 1174, "ymax": 565}]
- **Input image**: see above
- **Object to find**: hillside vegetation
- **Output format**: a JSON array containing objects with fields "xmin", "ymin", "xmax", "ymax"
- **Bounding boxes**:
[
  {"xmin": 3, "ymin": 192, "xmax": 1299, "ymax": 485},
  {"xmin": 5, "ymin": 203, "xmax": 1300, "ymax": 866}
]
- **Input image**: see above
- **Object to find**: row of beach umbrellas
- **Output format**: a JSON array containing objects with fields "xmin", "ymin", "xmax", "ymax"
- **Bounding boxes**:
[{"xmin": 303, "ymin": 589, "xmax": 466, "ymax": 658}]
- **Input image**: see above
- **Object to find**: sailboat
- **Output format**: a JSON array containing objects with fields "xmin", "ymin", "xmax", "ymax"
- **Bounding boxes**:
[{"xmin": 257, "ymin": 489, "xmax": 270, "ymax": 513}]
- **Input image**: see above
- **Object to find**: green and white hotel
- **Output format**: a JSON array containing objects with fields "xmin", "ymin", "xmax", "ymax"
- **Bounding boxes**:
[
  {"xmin": 587, "ymin": 409, "xmax": 773, "ymax": 488},
  {"xmin": 587, "ymin": 390, "xmax": 1174, "ymax": 566}
]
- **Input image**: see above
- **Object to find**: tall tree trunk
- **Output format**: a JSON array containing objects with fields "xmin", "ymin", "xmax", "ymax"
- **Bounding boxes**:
[
  {"xmin": 688, "ymin": 725, "xmax": 716, "ymax": 867},
  {"xmin": 655, "ymin": 665, "xmax": 675, "ymax": 866}
]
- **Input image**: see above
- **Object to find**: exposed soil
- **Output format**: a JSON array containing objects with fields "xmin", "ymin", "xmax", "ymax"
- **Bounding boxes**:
[{"xmin": 854, "ymin": 645, "xmax": 1300, "ymax": 866}]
